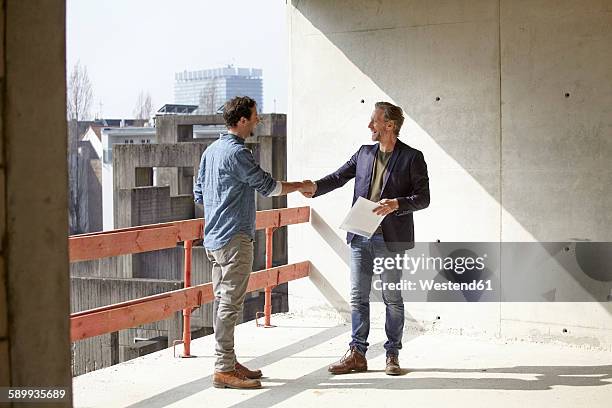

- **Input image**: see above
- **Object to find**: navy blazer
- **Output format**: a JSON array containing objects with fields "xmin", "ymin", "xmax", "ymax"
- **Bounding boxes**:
[{"xmin": 313, "ymin": 139, "xmax": 430, "ymax": 252}]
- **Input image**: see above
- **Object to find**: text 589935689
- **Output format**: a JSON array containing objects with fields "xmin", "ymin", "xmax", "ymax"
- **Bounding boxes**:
[{"xmin": 1, "ymin": 387, "xmax": 69, "ymax": 403}]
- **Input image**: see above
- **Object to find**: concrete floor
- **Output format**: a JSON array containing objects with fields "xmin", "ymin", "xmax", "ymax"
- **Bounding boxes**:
[{"xmin": 73, "ymin": 313, "xmax": 612, "ymax": 408}]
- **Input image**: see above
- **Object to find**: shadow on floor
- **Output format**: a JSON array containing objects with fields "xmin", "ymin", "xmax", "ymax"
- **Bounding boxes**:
[
  {"xmin": 125, "ymin": 324, "xmax": 350, "ymax": 408},
  {"xmin": 224, "ymin": 335, "xmax": 612, "ymax": 408},
  {"xmin": 228, "ymin": 361, "xmax": 612, "ymax": 408},
  {"xmin": 125, "ymin": 324, "xmax": 611, "ymax": 408}
]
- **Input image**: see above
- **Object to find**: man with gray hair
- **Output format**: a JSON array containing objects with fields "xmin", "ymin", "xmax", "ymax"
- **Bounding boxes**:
[{"xmin": 301, "ymin": 101, "xmax": 430, "ymax": 375}]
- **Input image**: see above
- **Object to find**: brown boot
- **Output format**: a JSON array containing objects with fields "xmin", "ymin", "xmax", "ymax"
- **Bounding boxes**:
[
  {"xmin": 328, "ymin": 347, "xmax": 368, "ymax": 374},
  {"xmin": 385, "ymin": 355, "xmax": 401, "ymax": 376},
  {"xmin": 235, "ymin": 362, "xmax": 263, "ymax": 379},
  {"xmin": 213, "ymin": 370, "xmax": 261, "ymax": 389}
]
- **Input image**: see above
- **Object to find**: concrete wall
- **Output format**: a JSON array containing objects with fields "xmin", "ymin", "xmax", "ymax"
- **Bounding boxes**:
[
  {"xmin": 77, "ymin": 140, "xmax": 102, "ymax": 233},
  {"xmin": 70, "ymin": 257, "xmax": 131, "ymax": 279},
  {"xmin": 0, "ymin": 0, "xmax": 72, "ymax": 403},
  {"xmin": 68, "ymin": 121, "xmax": 79, "ymax": 234},
  {"xmin": 70, "ymin": 277, "xmax": 182, "ymax": 376},
  {"xmin": 112, "ymin": 142, "xmax": 207, "ymax": 229},
  {"xmin": 154, "ymin": 113, "xmax": 287, "ymax": 143},
  {"xmin": 69, "ymin": 133, "xmax": 103, "ymax": 234},
  {"xmin": 118, "ymin": 186, "xmax": 173, "ymax": 227},
  {"xmin": 287, "ymin": 0, "xmax": 612, "ymax": 348},
  {"xmin": 171, "ymin": 195, "xmax": 196, "ymax": 221}
]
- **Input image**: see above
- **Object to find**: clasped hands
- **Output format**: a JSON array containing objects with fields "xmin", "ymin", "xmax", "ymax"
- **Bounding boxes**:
[
  {"xmin": 297, "ymin": 180, "xmax": 317, "ymax": 198},
  {"xmin": 297, "ymin": 180, "xmax": 399, "ymax": 216}
]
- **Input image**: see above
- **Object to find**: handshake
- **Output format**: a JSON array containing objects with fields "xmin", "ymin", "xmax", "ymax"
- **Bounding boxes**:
[
  {"xmin": 296, "ymin": 180, "xmax": 317, "ymax": 198},
  {"xmin": 286, "ymin": 180, "xmax": 399, "ymax": 215}
]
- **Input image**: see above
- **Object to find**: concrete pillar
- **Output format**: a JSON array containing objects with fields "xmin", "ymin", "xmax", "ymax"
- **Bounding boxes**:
[
  {"xmin": 167, "ymin": 311, "xmax": 183, "ymax": 351},
  {"xmin": 0, "ymin": 0, "xmax": 7, "ymax": 368},
  {"xmin": 110, "ymin": 332, "xmax": 119, "ymax": 366},
  {"xmin": 154, "ymin": 116, "xmax": 177, "ymax": 144},
  {"xmin": 156, "ymin": 168, "xmax": 179, "ymax": 195},
  {"xmin": 68, "ymin": 120, "xmax": 79, "ymax": 234},
  {"xmin": 2, "ymin": 0, "xmax": 72, "ymax": 403},
  {"xmin": 178, "ymin": 167, "xmax": 194, "ymax": 195}
]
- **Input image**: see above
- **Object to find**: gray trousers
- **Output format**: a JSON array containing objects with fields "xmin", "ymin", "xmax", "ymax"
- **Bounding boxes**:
[{"xmin": 206, "ymin": 233, "xmax": 254, "ymax": 372}]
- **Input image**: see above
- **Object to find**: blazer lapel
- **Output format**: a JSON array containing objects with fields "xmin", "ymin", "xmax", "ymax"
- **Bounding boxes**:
[
  {"xmin": 381, "ymin": 143, "xmax": 401, "ymax": 194},
  {"xmin": 364, "ymin": 144, "xmax": 378, "ymax": 198}
]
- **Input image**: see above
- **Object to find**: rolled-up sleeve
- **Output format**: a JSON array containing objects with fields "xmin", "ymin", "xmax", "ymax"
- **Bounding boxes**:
[
  {"xmin": 267, "ymin": 181, "xmax": 283, "ymax": 197},
  {"xmin": 231, "ymin": 148, "xmax": 277, "ymax": 197}
]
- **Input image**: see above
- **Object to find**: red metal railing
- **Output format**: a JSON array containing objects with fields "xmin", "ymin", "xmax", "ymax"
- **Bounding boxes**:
[{"xmin": 69, "ymin": 207, "xmax": 311, "ymax": 357}]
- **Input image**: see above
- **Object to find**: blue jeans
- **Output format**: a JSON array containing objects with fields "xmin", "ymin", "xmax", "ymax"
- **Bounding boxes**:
[{"xmin": 349, "ymin": 234, "xmax": 404, "ymax": 357}]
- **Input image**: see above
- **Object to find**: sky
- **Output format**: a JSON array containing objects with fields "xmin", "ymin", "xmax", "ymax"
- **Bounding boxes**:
[{"xmin": 67, "ymin": 0, "xmax": 288, "ymax": 118}]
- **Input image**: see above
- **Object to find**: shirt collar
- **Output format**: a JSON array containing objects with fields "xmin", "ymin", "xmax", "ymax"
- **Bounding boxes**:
[{"xmin": 222, "ymin": 132, "xmax": 245, "ymax": 145}]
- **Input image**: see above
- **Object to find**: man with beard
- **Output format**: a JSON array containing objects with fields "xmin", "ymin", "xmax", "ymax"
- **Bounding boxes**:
[
  {"xmin": 301, "ymin": 101, "xmax": 430, "ymax": 375},
  {"xmin": 194, "ymin": 96, "xmax": 310, "ymax": 389}
]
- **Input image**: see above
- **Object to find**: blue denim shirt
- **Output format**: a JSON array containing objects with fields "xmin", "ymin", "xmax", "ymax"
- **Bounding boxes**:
[{"xmin": 194, "ymin": 133, "xmax": 277, "ymax": 250}]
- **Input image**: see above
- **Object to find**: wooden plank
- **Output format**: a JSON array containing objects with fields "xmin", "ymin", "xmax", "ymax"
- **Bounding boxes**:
[
  {"xmin": 69, "ymin": 207, "xmax": 310, "ymax": 263},
  {"xmin": 71, "ymin": 219, "xmax": 201, "ymax": 238},
  {"xmin": 69, "ymin": 226, "xmax": 179, "ymax": 262},
  {"xmin": 245, "ymin": 268, "xmax": 278, "ymax": 292},
  {"xmin": 71, "ymin": 285, "xmax": 214, "ymax": 341},
  {"xmin": 277, "ymin": 261, "xmax": 310, "ymax": 284},
  {"xmin": 254, "ymin": 210, "xmax": 279, "ymax": 230},
  {"xmin": 173, "ymin": 219, "xmax": 203, "ymax": 242},
  {"xmin": 70, "ymin": 261, "xmax": 310, "ymax": 341},
  {"xmin": 255, "ymin": 206, "xmax": 310, "ymax": 229},
  {"xmin": 69, "ymin": 220, "xmax": 202, "ymax": 260},
  {"xmin": 278, "ymin": 206, "xmax": 310, "ymax": 227}
]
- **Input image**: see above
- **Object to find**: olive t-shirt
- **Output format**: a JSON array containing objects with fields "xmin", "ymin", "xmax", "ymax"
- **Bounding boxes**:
[
  {"xmin": 368, "ymin": 149, "xmax": 393, "ymax": 203},
  {"xmin": 368, "ymin": 149, "xmax": 393, "ymax": 234}
]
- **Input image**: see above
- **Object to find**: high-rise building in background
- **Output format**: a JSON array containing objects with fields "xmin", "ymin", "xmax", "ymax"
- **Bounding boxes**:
[{"xmin": 174, "ymin": 66, "xmax": 263, "ymax": 114}]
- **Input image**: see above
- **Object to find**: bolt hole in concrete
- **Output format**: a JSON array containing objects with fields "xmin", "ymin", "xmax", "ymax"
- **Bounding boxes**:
[
  {"xmin": 564, "ymin": 246, "xmax": 570, "ymax": 252},
  {"xmin": 360, "ymin": 99, "xmax": 365, "ymax": 103},
  {"xmin": 565, "ymin": 92, "xmax": 570, "ymax": 98},
  {"xmin": 563, "ymin": 328, "xmax": 568, "ymax": 333},
  {"xmin": 435, "ymin": 96, "xmax": 441, "ymax": 101},
  {"xmin": 436, "ymin": 316, "xmax": 441, "ymax": 320}
]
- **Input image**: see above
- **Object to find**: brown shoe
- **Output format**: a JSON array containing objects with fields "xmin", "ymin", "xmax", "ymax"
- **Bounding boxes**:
[
  {"xmin": 328, "ymin": 347, "xmax": 368, "ymax": 374},
  {"xmin": 235, "ymin": 362, "xmax": 263, "ymax": 379},
  {"xmin": 385, "ymin": 355, "xmax": 401, "ymax": 376},
  {"xmin": 213, "ymin": 370, "xmax": 261, "ymax": 389}
]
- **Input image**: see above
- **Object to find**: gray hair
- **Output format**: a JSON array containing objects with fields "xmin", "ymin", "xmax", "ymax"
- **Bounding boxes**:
[{"xmin": 375, "ymin": 101, "xmax": 404, "ymax": 136}]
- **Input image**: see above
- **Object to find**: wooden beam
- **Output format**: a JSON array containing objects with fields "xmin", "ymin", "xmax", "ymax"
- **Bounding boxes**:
[
  {"xmin": 69, "ymin": 207, "xmax": 310, "ymax": 262},
  {"xmin": 255, "ymin": 206, "xmax": 310, "ymax": 229},
  {"xmin": 69, "ymin": 226, "xmax": 180, "ymax": 262},
  {"xmin": 70, "ymin": 261, "xmax": 310, "ymax": 342}
]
